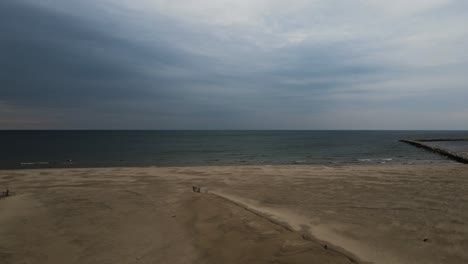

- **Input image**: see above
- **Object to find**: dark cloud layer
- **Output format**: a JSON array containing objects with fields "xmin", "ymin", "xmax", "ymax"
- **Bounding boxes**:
[{"xmin": 1, "ymin": 1, "xmax": 184, "ymax": 108}]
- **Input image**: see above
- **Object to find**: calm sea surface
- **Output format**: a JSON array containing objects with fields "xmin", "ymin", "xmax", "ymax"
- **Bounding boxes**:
[{"xmin": 1, "ymin": 130, "xmax": 467, "ymax": 169}]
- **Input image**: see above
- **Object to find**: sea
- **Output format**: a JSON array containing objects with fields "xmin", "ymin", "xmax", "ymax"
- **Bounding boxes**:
[{"xmin": 1, "ymin": 130, "xmax": 468, "ymax": 169}]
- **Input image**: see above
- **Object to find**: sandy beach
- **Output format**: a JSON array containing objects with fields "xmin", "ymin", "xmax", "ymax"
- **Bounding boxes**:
[{"xmin": 1, "ymin": 164, "xmax": 467, "ymax": 264}]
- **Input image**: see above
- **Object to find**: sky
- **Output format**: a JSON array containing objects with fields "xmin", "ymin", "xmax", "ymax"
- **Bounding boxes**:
[{"xmin": 1, "ymin": 0, "xmax": 468, "ymax": 129}]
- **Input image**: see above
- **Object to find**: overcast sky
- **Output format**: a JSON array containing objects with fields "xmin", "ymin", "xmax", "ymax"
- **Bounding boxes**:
[{"xmin": 1, "ymin": 0, "xmax": 468, "ymax": 129}]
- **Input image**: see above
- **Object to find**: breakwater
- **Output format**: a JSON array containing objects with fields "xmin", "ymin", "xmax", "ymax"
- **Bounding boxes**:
[
  {"xmin": 400, "ymin": 139, "xmax": 468, "ymax": 164},
  {"xmin": 413, "ymin": 138, "xmax": 468, "ymax": 142}
]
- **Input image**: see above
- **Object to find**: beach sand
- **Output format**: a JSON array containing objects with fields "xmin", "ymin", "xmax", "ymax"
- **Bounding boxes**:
[{"xmin": 1, "ymin": 164, "xmax": 467, "ymax": 263}]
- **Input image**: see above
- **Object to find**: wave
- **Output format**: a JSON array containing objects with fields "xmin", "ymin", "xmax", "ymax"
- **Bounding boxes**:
[{"xmin": 20, "ymin": 162, "xmax": 49, "ymax": 165}]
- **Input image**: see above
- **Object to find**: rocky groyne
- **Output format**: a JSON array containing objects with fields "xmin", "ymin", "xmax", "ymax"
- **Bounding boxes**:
[{"xmin": 400, "ymin": 139, "xmax": 468, "ymax": 164}]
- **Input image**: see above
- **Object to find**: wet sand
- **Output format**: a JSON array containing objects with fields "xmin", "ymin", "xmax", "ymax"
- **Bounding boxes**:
[{"xmin": 1, "ymin": 164, "xmax": 467, "ymax": 263}]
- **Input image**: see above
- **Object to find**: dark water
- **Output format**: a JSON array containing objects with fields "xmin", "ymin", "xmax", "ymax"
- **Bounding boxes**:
[{"xmin": 1, "ymin": 130, "xmax": 468, "ymax": 169}]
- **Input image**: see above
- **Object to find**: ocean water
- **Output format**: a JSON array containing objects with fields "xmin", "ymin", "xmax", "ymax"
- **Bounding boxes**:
[{"xmin": 1, "ymin": 130, "xmax": 468, "ymax": 169}]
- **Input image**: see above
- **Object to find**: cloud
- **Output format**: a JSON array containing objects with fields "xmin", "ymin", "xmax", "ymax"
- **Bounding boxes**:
[
  {"xmin": 1, "ymin": 0, "xmax": 468, "ymax": 129},
  {"xmin": 362, "ymin": 0, "xmax": 452, "ymax": 16}
]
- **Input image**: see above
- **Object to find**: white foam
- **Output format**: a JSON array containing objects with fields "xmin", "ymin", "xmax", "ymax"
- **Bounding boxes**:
[{"xmin": 20, "ymin": 162, "xmax": 49, "ymax": 166}]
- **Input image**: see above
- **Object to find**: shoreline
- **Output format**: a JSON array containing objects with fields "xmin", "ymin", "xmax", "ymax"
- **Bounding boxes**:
[
  {"xmin": 1, "ymin": 164, "xmax": 468, "ymax": 263},
  {"xmin": 0, "ymin": 161, "xmax": 459, "ymax": 172}
]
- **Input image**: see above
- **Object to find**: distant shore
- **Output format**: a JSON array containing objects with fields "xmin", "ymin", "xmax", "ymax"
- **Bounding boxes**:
[{"xmin": 1, "ymin": 164, "xmax": 467, "ymax": 264}]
